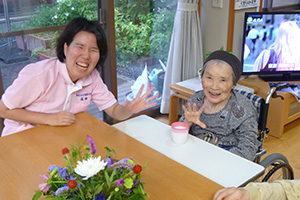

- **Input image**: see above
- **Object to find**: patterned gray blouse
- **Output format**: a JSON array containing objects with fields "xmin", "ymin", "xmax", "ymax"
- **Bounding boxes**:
[{"xmin": 180, "ymin": 90, "xmax": 261, "ymax": 161}]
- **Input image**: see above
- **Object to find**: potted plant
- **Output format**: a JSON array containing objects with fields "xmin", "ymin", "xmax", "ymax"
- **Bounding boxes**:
[
  {"xmin": 31, "ymin": 47, "xmax": 56, "ymax": 60},
  {"xmin": 17, "ymin": 0, "xmax": 97, "ymax": 52}
]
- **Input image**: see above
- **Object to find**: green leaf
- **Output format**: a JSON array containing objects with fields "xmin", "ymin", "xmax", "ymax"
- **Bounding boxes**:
[
  {"xmin": 142, "ymin": 162, "xmax": 147, "ymax": 169},
  {"xmin": 94, "ymin": 183, "xmax": 104, "ymax": 194},
  {"xmin": 44, "ymin": 196, "xmax": 66, "ymax": 200},
  {"xmin": 105, "ymin": 168, "xmax": 116, "ymax": 186},
  {"xmin": 32, "ymin": 191, "xmax": 42, "ymax": 200}
]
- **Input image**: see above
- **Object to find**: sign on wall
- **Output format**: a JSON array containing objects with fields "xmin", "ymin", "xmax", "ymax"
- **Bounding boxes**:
[{"xmin": 235, "ymin": 0, "xmax": 260, "ymax": 10}]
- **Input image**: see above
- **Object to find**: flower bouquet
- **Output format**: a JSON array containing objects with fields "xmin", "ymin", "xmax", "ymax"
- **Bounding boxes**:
[{"xmin": 33, "ymin": 135, "xmax": 149, "ymax": 200}]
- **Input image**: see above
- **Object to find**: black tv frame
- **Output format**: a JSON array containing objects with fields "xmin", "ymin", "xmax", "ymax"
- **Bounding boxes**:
[{"xmin": 241, "ymin": 11, "xmax": 300, "ymax": 82}]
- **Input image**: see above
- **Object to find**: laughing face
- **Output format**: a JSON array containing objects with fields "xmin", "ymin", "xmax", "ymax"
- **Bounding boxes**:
[
  {"xmin": 64, "ymin": 31, "xmax": 100, "ymax": 82},
  {"xmin": 201, "ymin": 61, "xmax": 235, "ymax": 107}
]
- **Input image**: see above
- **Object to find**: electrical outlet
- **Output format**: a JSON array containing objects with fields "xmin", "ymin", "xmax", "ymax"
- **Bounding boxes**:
[{"xmin": 212, "ymin": 0, "xmax": 223, "ymax": 9}]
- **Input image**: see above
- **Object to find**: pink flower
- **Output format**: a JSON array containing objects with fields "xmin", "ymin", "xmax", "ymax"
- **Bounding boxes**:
[
  {"xmin": 116, "ymin": 179, "xmax": 125, "ymax": 186},
  {"xmin": 39, "ymin": 183, "xmax": 51, "ymax": 193},
  {"xmin": 130, "ymin": 41, "xmax": 133, "ymax": 45},
  {"xmin": 86, "ymin": 135, "xmax": 97, "ymax": 155},
  {"xmin": 40, "ymin": 174, "xmax": 48, "ymax": 182},
  {"xmin": 38, "ymin": 174, "xmax": 51, "ymax": 193}
]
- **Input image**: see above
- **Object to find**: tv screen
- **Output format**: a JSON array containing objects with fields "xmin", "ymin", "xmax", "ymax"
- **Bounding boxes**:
[{"xmin": 241, "ymin": 11, "xmax": 300, "ymax": 81}]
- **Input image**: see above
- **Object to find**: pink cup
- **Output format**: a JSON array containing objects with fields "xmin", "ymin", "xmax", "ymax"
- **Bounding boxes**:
[{"xmin": 171, "ymin": 122, "xmax": 189, "ymax": 144}]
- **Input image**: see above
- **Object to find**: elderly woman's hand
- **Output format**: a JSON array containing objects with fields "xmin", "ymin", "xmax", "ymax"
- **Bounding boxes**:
[
  {"xmin": 182, "ymin": 103, "xmax": 207, "ymax": 128},
  {"xmin": 213, "ymin": 187, "xmax": 251, "ymax": 200},
  {"xmin": 124, "ymin": 84, "xmax": 159, "ymax": 114}
]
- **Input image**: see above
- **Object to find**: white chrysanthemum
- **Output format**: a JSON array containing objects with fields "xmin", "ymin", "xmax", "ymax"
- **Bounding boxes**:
[{"xmin": 74, "ymin": 156, "xmax": 107, "ymax": 180}]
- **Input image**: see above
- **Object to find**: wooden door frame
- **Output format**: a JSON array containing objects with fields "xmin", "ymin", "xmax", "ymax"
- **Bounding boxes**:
[{"xmin": 226, "ymin": 0, "xmax": 263, "ymax": 51}]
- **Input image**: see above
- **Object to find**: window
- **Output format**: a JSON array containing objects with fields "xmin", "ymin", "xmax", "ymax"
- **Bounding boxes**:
[{"xmin": 101, "ymin": 0, "xmax": 176, "ymax": 120}]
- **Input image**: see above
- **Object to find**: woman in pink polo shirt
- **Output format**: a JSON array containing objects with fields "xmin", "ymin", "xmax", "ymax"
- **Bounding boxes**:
[{"xmin": 0, "ymin": 17, "xmax": 158, "ymax": 136}]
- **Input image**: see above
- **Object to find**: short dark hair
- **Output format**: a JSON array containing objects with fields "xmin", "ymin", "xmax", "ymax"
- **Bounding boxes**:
[{"xmin": 56, "ymin": 17, "xmax": 108, "ymax": 70}]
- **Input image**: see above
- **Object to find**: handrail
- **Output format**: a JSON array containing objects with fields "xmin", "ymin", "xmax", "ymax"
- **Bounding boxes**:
[{"xmin": 0, "ymin": 24, "xmax": 67, "ymax": 39}]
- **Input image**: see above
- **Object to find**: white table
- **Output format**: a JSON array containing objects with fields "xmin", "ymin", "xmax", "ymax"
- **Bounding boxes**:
[
  {"xmin": 113, "ymin": 115, "xmax": 264, "ymax": 187},
  {"xmin": 176, "ymin": 77, "xmax": 254, "ymax": 93}
]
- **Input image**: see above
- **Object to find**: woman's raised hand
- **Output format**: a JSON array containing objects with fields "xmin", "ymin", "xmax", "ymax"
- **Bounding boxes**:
[
  {"xmin": 124, "ymin": 84, "xmax": 158, "ymax": 114},
  {"xmin": 182, "ymin": 103, "xmax": 207, "ymax": 128}
]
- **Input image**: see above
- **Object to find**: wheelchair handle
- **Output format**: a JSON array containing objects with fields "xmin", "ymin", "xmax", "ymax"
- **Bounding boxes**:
[{"xmin": 265, "ymin": 82, "xmax": 296, "ymax": 104}]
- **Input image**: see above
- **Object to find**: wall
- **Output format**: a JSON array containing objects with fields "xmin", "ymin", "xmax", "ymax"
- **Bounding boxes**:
[
  {"xmin": 200, "ymin": 1, "xmax": 257, "ymax": 60},
  {"xmin": 232, "ymin": 8, "xmax": 257, "ymax": 59},
  {"xmin": 200, "ymin": 1, "xmax": 229, "ymax": 55}
]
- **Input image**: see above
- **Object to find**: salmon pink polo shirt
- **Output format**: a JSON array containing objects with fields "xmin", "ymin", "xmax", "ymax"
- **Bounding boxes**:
[{"xmin": 1, "ymin": 58, "xmax": 117, "ymax": 136}]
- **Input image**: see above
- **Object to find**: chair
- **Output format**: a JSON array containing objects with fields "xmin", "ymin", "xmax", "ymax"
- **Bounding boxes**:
[{"xmin": 235, "ymin": 87, "xmax": 294, "ymax": 182}]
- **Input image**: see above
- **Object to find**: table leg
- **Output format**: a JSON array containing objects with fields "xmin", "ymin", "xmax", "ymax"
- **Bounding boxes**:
[{"xmin": 169, "ymin": 94, "xmax": 179, "ymax": 125}]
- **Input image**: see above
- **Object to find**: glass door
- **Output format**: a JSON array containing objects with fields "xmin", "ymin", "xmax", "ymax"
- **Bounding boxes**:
[{"xmin": 100, "ymin": 0, "xmax": 177, "ymax": 119}]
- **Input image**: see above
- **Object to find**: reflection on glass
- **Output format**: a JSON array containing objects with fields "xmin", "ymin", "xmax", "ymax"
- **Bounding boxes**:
[{"xmin": 114, "ymin": 0, "xmax": 176, "ymax": 105}]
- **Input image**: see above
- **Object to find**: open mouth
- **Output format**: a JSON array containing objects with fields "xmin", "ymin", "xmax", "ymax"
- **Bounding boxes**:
[
  {"xmin": 76, "ymin": 62, "xmax": 89, "ymax": 69},
  {"xmin": 209, "ymin": 91, "xmax": 221, "ymax": 98}
]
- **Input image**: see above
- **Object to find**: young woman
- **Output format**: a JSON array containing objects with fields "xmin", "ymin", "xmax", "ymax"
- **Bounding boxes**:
[{"xmin": 0, "ymin": 17, "xmax": 157, "ymax": 136}]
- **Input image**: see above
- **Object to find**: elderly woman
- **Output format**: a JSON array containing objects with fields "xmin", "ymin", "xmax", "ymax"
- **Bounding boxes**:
[
  {"xmin": 180, "ymin": 50, "xmax": 260, "ymax": 161},
  {"xmin": 0, "ymin": 17, "xmax": 157, "ymax": 136},
  {"xmin": 213, "ymin": 179, "xmax": 300, "ymax": 200}
]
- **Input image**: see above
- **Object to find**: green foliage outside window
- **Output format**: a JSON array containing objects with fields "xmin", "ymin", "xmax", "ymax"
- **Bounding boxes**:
[
  {"xmin": 115, "ymin": 8, "xmax": 153, "ymax": 66},
  {"xmin": 23, "ymin": 0, "xmax": 176, "ymax": 67},
  {"xmin": 25, "ymin": 0, "xmax": 97, "ymax": 29},
  {"xmin": 114, "ymin": 0, "xmax": 176, "ymax": 67}
]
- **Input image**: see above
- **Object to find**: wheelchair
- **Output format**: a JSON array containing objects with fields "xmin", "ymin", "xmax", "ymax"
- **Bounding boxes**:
[{"xmin": 238, "ymin": 82, "xmax": 294, "ymax": 182}]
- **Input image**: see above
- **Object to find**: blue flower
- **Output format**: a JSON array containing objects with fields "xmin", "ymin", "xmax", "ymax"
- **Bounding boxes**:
[
  {"xmin": 95, "ymin": 191, "xmax": 106, "ymax": 200},
  {"xmin": 125, "ymin": 189, "xmax": 132, "ymax": 194},
  {"xmin": 54, "ymin": 186, "xmax": 69, "ymax": 196},
  {"xmin": 119, "ymin": 158, "xmax": 129, "ymax": 162},
  {"xmin": 105, "ymin": 158, "xmax": 114, "ymax": 167},
  {"xmin": 57, "ymin": 167, "xmax": 68, "ymax": 179},
  {"xmin": 48, "ymin": 165, "xmax": 57, "ymax": 171}
]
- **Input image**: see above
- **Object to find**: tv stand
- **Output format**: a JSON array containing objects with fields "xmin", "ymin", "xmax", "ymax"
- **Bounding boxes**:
[
  {"xmin": 238, "ymin": 76, "xmax": 300, "ymax": 138},
  {"xmin": 259, "ymin": 73, "xmax": 300, "ymax": 82}
]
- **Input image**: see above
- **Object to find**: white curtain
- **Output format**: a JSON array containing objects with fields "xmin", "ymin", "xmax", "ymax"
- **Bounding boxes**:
[{"xmin": 160, "ymin": 0, "xmax": 203, "ymax": 114}]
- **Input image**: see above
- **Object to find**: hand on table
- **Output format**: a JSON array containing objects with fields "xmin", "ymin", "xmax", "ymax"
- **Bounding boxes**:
[
  {"xmin": 47, "ymin": 111, "xmax": 76, "ymax": 126},
  {"xmin": 213, "ymin": 187, "xmax": 251, "ymax": 200}
]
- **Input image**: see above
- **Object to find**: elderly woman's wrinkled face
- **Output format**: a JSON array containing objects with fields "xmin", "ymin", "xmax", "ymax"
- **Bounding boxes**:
[{"xmin": 201, "ymin": 61, "xmax": 235, "ymax": 105}]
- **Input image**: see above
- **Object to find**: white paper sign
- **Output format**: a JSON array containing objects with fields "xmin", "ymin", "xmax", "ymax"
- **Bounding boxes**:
[{"xmin": 235, "ymin": 0, "xmax": 260, "ymax": 10}]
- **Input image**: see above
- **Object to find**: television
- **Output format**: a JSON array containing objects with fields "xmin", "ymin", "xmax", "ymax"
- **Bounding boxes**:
[{"xmin": 241, "ymin": 11, "xmax": 300, "ymax": 81}]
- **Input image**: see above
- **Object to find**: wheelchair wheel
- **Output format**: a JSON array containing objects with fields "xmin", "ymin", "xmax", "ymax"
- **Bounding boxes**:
[
  {"xmin": 262, "ymin": 163, "xmax": 294, "ymax": 182},
  {"xmin": 257, "ymin": 153, "xmax": 294, "ymax": 182}
]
